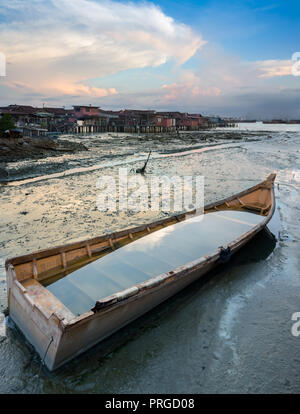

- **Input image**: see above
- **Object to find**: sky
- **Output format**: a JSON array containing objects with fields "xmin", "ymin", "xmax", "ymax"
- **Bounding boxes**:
[{"xmin": 0, "ymin": 0, "xmax": 299, "ymax": 118}]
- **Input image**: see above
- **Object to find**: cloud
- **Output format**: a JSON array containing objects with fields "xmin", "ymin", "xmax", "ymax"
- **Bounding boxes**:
[
  {"xmin": 0, "ymin": 0, "xmax": 205, "ymax": 103},
  {"xmin": 0, "ymin": 0, "xmax": 298, "ymax": 118},
  {"xmin": 96, "ymin": 44, "xmax": 300, "ymax": 118},
  {"xmin": 103, "ymin": 86, "xmax": 300, "ymax": 119},
  {"xmin": 254, "ymin": 59, "xmax": 292, "ymax": 78},
  {"xmin": 160, "ymin": 82, "xmax": 221, "ymax": 103}
]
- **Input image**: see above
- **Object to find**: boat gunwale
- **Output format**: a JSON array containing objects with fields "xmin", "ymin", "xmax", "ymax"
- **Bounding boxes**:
[
  {"xmin": 66, "ymin": 211, "xmax": 274, "ymax": 329},
  {"xmin": 5, "ymin": 173, "xmax": 277, "ymax": 370},
  {"xmin": 63, "ymin": 173, "xmax": 276, "ymax": 328},
  {"xmin": 204, "ymin": 172, "xmax": 276, "ymax": 210},
  {"xmin": 4, "ymin": 173, "xmax": 276, "ymax": 269},
  {"xmin": 5, "ymin": 215, "xmax": 187, "ymax": 268},
  {"xmin": 5, "ymin": 174, "xmax": 276, "ymax": 329}
]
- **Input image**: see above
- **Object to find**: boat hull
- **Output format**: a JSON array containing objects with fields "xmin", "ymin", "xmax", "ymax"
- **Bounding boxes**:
[{"xmin": 6, "ymin": 174, "xmax": 276, "ymax": 371}]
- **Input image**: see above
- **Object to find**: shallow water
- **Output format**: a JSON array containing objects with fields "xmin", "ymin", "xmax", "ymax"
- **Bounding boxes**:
[{"xmin": 0, "ymin": 123, "xmax": 300, "ymax": 393}]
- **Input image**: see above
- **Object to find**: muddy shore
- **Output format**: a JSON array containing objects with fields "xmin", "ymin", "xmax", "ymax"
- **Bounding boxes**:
[
  {"xmin": 0, "ymin": 136, "xmax": 88, "ymax": 164},
  {"xmin": 0, "ymin": 125, "xmax": 300, "ymax": 393}
]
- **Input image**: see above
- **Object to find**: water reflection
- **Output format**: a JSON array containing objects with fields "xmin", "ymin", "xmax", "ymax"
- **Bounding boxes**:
[{"xmin": 229, "ymin": 226, "xmax": 277, "ymax": 266}]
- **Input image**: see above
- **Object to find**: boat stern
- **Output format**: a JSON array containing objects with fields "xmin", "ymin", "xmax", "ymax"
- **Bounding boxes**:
[{"xmin": 5, "ymin": 262, "xmax": 71, "ymax": 371}]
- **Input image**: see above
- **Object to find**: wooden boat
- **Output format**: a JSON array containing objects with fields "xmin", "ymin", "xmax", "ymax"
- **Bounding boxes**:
[{"xmin": 5, "ymin": 173, "xmax": 276, "ymax": 371}]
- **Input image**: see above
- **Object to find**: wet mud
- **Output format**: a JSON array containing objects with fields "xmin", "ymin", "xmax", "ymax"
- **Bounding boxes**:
[{"xmin": 0, "ymin": 124, "xmax": 299, "ymax": 393}]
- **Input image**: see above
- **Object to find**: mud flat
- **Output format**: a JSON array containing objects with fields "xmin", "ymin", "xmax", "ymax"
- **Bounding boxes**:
[
  {"xmin": 0, "ymin": 125, "xmax": 300, "ymax": 393},
  {"xmin": 0, "ymin": 137, "xmax": 88, "ymax": 164}
]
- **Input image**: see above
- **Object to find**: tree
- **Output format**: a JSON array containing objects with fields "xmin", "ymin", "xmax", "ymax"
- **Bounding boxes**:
[
  {"xmin": 0, "ymin": 114, "xmax": 15, "ymax": 136},
  {"xmin": 41, "ymin": 119, "xmax": 48, "ymax": 130}
]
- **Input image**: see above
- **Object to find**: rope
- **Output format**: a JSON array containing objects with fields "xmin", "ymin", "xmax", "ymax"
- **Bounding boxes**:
[
  {"xmin": 34, "ymin": 336, "xmax": 53, "ymax": 393},
  {"xmin": 41, "ymin": 336, "xmax": 54, "ymax": 367}
]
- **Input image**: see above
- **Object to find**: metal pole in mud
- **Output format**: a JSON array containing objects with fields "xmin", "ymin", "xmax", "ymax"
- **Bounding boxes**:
[{"xmin": 136, "ymin": 150, "xmax": 152, "ymax": 174}]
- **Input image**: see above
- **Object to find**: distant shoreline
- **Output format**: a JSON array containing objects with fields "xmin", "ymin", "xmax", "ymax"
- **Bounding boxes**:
[{"xmin": 0, "ymin": 136, "xmax": 87, "ymax": 164}]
